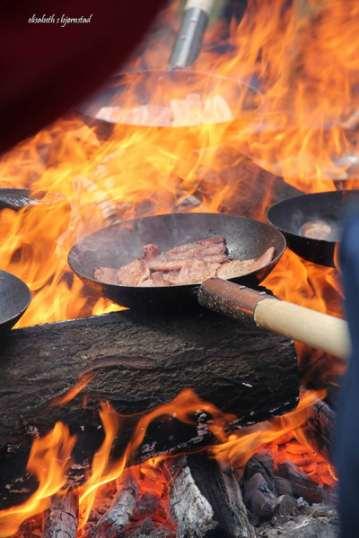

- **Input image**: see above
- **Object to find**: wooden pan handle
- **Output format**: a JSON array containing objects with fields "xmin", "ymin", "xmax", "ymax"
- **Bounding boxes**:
[{"xmin": 198, "ymin": 278, "xmax": 351, "ymax": 360}]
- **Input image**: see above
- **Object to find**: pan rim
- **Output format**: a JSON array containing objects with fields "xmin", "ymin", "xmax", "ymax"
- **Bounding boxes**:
[
  {"xmin": 267, "ymin": 189, "xmax": 359, "ymax": 245},
  {"xmin": 81, "ymin": 68, "xmax": 261, "ymax": 128},
  {"xmin": 68, "ymin": 212, "xmax": 286, "ymax": 290},
  {"xmin": 0, "ymin": 270, "xmax": 32, "ymax": 326}
]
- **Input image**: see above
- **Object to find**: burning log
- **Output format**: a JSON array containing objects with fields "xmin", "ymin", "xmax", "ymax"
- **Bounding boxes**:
[
  {"xmin": 94, "ymin": 478, "xmax": 138, "ymax": 537},
  {"xmin": 169, "ymin": 458, "xmax": 216, "ymax": 537},
  {"xmin": 276, "ymin": 462, "xmax": 326, "ymax": 504},
  {"xmin": 305, "ymin": 400, "xmax": 335, "ymax": 462},
  {"xmin": 179, "ymin": 454, "xmax": 256, "ymax": 537},
  {"xmin": 42, "ymin": 491, "xmax": 78, "ymax": 538},
  {"xmin": 94, "ymin": 454, "xmax": 255, "ymax": 537},
  {"xmin": 242, "ymin": 454, "xmax": 278, "ymax": 523},
  {"xmin": 0, "ymin": 309, "xmax": 298, "ymax": 461}
]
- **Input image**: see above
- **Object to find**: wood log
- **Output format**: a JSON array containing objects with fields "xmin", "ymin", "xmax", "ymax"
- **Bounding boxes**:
[
  {"xmin": 94, "ymin": 478, "xmax": 138, "ymax": 538},
  {"xmin": 42, "ymin": 491, "xmax": 78, "ymax": 538},
  {"xmin": 305, "ymin": 400, "xmax": 335, "ymax": 462},
  {"xmin": 185, "ymin": 454, "xmax": 256, "ymax": 537},
  {"xmin": 170, "ymin": 457, "xmax": 216, "ymax": 537},
  {"xmin": 277, "ymin": 462, "xmax": 326, "ymax": 504},
  {"xmin": 242, "ymin": 455, "xmax": 277, "ymax": 524},
  {"xmin": 0, "ymin": 309, "xmax": 298, "ymax": 464}
]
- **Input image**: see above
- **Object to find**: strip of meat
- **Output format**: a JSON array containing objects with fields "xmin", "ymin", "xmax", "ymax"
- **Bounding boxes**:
[
  {"xmin": 164, "ymin": 242, "xmax": 227, "ymax": 260},
  {"xmin": 147, "ymin": 257, "xmax": 188, "ymax": 272},
  {"xmin": 199, "ymin": 254, "xmax": 228, "ymax": 264},
  {"xmin": 216, "ymin": 247, "xmax": 275, "ymax": 279},
  {"xmin": 170, "ymin": 260, "xmax": 221, "ymax": 285},
  {"xmin": 166, "ymin": 236, "xmax": 225, "ymax": 256},
  {"xmin": 147, "ymin": 253, "xmax": 227, "ymax": 272},
  {"xmin": 139, "ymin": 270, "xmax": 180, "ymax": 287},
  {"xmin": 94, "ymin": 267, "xmax": 118, "ymax": 284},
  {"xmin": 116, "ymin": 259, "xmax": 150, "ymax": 286},
  {"xmin": 217, "ymin": 259, "xmax": 257, "ymax": 279}
]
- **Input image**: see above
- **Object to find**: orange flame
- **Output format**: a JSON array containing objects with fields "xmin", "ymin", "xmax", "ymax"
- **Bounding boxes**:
[
  {"xmin": 0, "ymin": 388, "xmax": 335, "ymax": 535},
  {"xmin": 0, "ymin": 1, "xmax": 353, "ymax": 529},
  {"xmin": 77, "ymin": 388, "xmax": 232, "ymax": 527},
  {"xmin": 0, "ymin": 423, "xmax": 76, "ymax": 537},
  {"xmin": 0, "ymin": 0, "xmax": 356, "ymax": 327},
  {"xmin": 212, "ymin": 389, "xmax": 335, "ymax": 486}
]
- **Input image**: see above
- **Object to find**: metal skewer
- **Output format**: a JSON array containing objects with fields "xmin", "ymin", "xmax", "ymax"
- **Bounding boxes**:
[{"xmin": 169, "ymin": 0, "xmax": 217, "ymax": 69}]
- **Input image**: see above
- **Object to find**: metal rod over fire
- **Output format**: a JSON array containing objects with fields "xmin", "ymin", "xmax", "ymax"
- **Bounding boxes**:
[{"xmin": 169, "ymin": 0, "xmax": 216, "ymax": 69}]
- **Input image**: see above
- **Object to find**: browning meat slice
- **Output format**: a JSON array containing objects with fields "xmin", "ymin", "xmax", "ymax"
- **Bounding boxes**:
[
  {"xmin": 139, "ymin": 270, "xmax": 177, "ymax": 287},
  {"xmin": 164, "ymin": 242, "xmax": 227, "ymax": 260},
  {"xmin": 116, "ymin": 259, "xmax": 150, "ymax": 286},
  {"xmin": 147, "ymin": 253, "xmax": 227, "ymax": 272},
  {"xmin": 94, "ymin": 267, "xmax": 118, "ymax": 284},
  {"xmin": 217, "ymin": 247, "xmax": 275, "ymax": 279},
  {"xmin": 170, "ymin": 259, "xmax": 221, "ymax": 285},
  {"xmin": 166, "ymin": 236, "xmax": 225, "ymax": 256},
  {"xmin": 217, "ymin": 259, "xmax": 256, "ymax": 279},
  {"xmin": 146, "ymin": 257, "xmax": 188, "ymax": 272}
]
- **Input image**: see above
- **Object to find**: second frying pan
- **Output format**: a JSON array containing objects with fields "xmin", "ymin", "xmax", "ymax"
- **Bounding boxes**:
[
  {"xmin": 268, "ymin": 190, "xmax": 359, "ymax": 267},
  {"xmin": 0, "ymin": 270, "xmax": 31, "ymax": 332},
  {"xmin": 68, "ymin": 212, "xmax": 285, "ymax": 312}
]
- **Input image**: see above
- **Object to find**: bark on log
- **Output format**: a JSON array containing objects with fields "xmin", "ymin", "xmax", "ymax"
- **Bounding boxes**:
[
  {"xmin": 42, "ymin": 492, "xmax": 78, "ymax": 538},
  {"xmin": 0, "ymin": 309, "xmax": 298, "ymax": 462}
]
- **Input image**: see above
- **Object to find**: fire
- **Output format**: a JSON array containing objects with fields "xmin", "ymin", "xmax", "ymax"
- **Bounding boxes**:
[
  {"xmin": 78, "ymin": 388, "xmax": 232, "ymax": 527},
  {"xmin": 0, "ymin": 388, "xmax": 334, "ymax": 536},
  {"xmin": 212, "ymin": 389, "xmax": 335, "ymax": 486},
  {"xmin": 0, "ymin": 0, "xmax": 356, "ymax": 327},
  {"xmin": 0, "ymin": 1, "xmax": 355, "ymax": 532},
  {"xmin": 0, "ymin": 423, "xmax": 76, "ymax": 537}
]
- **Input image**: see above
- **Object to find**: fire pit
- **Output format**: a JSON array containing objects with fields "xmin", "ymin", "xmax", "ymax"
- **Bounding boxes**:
[{"xmin": 0, "ymin": 0, "xmax": 357, "ymax": 536}]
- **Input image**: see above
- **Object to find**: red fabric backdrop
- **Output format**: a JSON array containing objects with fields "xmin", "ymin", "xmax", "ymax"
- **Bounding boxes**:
[{"xmin": 0, "ymin": 1, "xmax": 165, "ymax": 154}]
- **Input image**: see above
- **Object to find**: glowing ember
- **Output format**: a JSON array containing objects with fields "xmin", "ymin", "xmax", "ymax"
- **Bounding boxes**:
[{"xmin": 0, "ymin": 389, "xmax": 335, "ymax": 536}]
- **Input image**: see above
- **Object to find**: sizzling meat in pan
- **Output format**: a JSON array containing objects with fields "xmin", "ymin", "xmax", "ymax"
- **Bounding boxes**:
[{"xmin": 94, "ymin": 236, "xmax": 275, "ymax": 287}]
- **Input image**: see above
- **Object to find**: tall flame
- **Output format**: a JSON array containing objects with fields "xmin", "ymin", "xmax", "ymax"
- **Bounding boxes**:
[
  {"xmin": 0, "ymin": 387, "xmax": 335, "ymax": 535},
  {"xmin": 0, "ymin": 0, "xmax": 356, "ymax": 326},
  {"xmin": 0, "ymin": 423, "xmax": 76, "ymax": 537}
]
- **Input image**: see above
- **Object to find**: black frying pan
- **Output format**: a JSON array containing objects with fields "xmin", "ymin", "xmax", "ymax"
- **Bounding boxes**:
[
  {"xmin": 268, "ymin": 190, "xmax": 359, "ymax": 267},
  {"xmin": 0, "ymin": 270, "xmax": 31, "ymax": 331},
  {"xmin": 0, "ymin": 189, "xmax": 35, "ymax": 211},
  {"xmin": 68, "ymin": 213, "xmax": 285, "ymax": 312}
]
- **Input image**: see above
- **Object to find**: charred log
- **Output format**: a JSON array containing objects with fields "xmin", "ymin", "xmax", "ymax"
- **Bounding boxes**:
[
  {"xmin": 305, "ymin": 400, "xmax": 335, "ymax": 462},
  {"xmin": 185, "ymin": 454, "xmax": 256, "ymax": 537},
  {"xmin": 42, "ymin": 491, "xmax": 78, "ymax": 538},
  {"xmin": 0, "ymin": 310, "xmax": 298, "ymax": 465},
  {"xmin": 242, "ymin": 454, "xmax": 277, "ymax": 524},
  {"xmin": 170, "ymin": 458, "xmax": 216, "ymax": 537},
  {"xmin": 94, "ymin": 478, "xmax": 139, "ymax": 538},
  {"xmin": 276, "ymin": 462, "xmax": 326, "ymax": 504}
]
